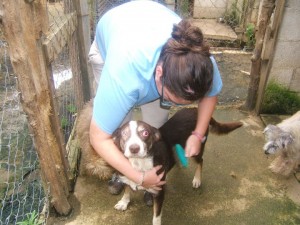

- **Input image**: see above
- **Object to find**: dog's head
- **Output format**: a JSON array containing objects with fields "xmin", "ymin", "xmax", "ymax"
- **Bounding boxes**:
[
  {"xmin": 263, "ymin": 124, "xmax": 294, "ymax": 154},
  {"xmin": 112, "ymin": 121, "xmax": 161, "ymax": 158}
]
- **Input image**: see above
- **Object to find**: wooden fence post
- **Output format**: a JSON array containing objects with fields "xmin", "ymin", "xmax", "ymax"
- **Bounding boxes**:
[
  {"xmin": 244, "ymin": 0, "xmax": 275, "ymax": 111},
  {"xmin": 2, "ymin": 0, "xmax": 72, "ymax": 216},
  {"xmin": 254, "ymin": 0, "xmax": 285, "ymax": 114},
  {"xmin": 75, "ymin": 0, "xmax": 93, "ymax": 100}
]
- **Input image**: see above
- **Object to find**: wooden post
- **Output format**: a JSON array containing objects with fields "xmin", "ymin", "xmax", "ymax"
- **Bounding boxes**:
[
  {"xmin": 244, "ymin": 0, "xmax": 275, "ymax": 111},
  {"xmin": 75, "ymin": 0, "xmax": 94, "ymax": 100},
  {"xmin": 2, "ymin": 0, "xmax": 72, "ymax": 216},
  {"xmin": 254, "ymin": 0, "xmax": 285, "ymax": 114}
]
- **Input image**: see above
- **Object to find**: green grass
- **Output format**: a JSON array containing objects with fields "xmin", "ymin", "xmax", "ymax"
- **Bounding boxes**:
[
  {"xmin": 261, "ymin": 81, "xmax": 300, "ymax": 114},
  {"xmin": 245, "ymin": 23, "xmax": 256, "ymax": 48},
  {"xmin": 17, "ymin": 210, "xmax": 43, "ymax": 225}
]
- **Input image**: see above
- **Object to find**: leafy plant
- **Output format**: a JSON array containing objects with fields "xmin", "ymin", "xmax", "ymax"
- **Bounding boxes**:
[
  {"xmin": 17, "ymin": 210, "xmax": 43, "ymax": 225},
  {"xmin": 224, "ymin": 0, "xmax": 239, "ymax": 28},
  {"xmin": 66, "ymin": 104, "xmax": 77, "ymax": 114},
  {"xmin": 61, "ymin": 116, "xmax": 69, "ymax": 129},
  {"xmin": 261, "ymin": 81, "xmax": 300, "ymax": 115},
  {"xmin": 245, "ymin": 23, "xmax": 256, "ymax": 48}
]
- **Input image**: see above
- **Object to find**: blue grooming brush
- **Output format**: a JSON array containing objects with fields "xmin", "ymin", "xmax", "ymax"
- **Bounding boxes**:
[{"xmin": 175, "ymin": 144, "xmax": 188, "ymax": 168}]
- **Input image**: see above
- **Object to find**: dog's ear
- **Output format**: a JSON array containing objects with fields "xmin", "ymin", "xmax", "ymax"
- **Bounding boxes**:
[
  {"xmin": 263, "ymin": 124, "xmax": 282, "ymax": 140},
  {"xmin": 112, "ymin": 127, "xmax": 122, "ymax": 150},
  {"xmin": 152, "ymin": 127, "xmax": 161, "ymax": 141},
  {"xmin": 278, "ymin": 132, "xmax": 294, "ymax": 149}
]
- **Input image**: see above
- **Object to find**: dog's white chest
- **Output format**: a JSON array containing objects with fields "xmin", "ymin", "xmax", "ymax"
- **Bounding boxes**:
[
  {"xmin": 129, "ymin": 157, "xmax": 153, "ymax": 171},
  {"xmin": 119, "ymin": 157, "xmax": 157, "ymax": 193}
]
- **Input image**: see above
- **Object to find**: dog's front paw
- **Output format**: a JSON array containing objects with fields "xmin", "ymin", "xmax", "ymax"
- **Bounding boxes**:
[
  {"xmin": 192, "ymin": 177, "xmax": 201, "ymax": 188},
  {"xmin": 114, "ymin": 199, "xmax": 130, "ymax": 211}
]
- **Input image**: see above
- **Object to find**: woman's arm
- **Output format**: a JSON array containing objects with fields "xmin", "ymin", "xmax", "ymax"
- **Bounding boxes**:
[
  {"xmin": 89, "ymin": 119, "xmax": 166, "ymax": 188},
  {"xmin": 185, "ymin": 95, "xmax": 218, "ymax": 157}
]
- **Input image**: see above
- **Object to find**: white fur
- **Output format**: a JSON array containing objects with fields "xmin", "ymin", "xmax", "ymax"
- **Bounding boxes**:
[
  {"xmin": 119, "ymin": 157, "xmax": 158, "ymax": 194},
  {"xmin": 153, "ymin": 214, "xmax": 162, "ymax": 225},
  {"xmin": 123, "ymin": 121, "xmax": 147, "ymax": 158},
  {"xmin": 263, "ymin": 111, "xmax": 300, "ymax": 176},
  {"xmin": 114, "ymin": 186, "xmax": 131, "ymax": 211},
  {"xmin": 192, "ymin": 164, "xmax": 202, "ymax": 188}
]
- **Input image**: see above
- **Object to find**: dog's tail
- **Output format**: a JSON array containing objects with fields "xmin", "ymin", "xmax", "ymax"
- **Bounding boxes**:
[{"xmin": 209, "ymin": 117, "xmax": 243, "ymax": 135}]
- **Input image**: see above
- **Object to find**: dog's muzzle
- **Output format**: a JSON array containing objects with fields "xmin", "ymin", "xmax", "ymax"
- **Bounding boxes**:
[{"xmin": 263, "ymin": 141, "xmax": 278, "ymax": 155}]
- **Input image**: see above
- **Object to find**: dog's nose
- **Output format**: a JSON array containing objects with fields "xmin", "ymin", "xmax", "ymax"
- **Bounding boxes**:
[
  {"xmin": 129, "ymin": 144, "xmax": 140, "ymax": 154},
  {"xmin": 264, "ymin": 150, "xmax": 270, "ymax": 155}
]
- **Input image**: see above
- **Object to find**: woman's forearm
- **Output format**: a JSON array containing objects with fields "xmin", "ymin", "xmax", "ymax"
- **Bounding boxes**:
[{"xmin": 195, "ymin": 96, "xmax": 218, "ymax": 136}]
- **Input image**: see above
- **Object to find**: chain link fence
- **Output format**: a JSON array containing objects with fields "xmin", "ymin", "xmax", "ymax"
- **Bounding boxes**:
[{"xmin": 0, "ymin": 38, "xmax": 48, "ymax": 224}]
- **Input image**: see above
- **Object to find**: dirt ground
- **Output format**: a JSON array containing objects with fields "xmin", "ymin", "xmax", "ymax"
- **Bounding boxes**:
[{"xmin": 212, "ymin": 49, "xmax": 252, "ymax": 107}]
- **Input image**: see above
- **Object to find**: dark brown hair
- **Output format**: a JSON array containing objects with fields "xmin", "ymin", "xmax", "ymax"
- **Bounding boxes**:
[{"xmin": 158, "ymin": 19, "xmax": 213, "ymax": 101}]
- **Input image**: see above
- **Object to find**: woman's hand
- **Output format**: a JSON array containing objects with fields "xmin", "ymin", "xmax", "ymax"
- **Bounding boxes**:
[
  {"xmin": 142, "ymin": 165, "xmax": 166, "ymax": 190},
  {"xmin": 185, "ymin": 134, "xmax": 202, "ymax": 157}
]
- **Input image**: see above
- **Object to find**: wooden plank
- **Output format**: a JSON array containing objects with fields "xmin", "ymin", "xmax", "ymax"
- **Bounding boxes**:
[
  {"xmin": 75, "ymin": 0, "xmax": 93, "ymax": 100},
  {"xmin": 66, "ymin": 117, "xmax": 80, "ymax": 190},
  {"xmin": 43, "ymin": 12, "xmax": 77, "ymax": 64},
  {"xmin": 261, "ymin": 25, "xmax": 274, "ymax": 60}
]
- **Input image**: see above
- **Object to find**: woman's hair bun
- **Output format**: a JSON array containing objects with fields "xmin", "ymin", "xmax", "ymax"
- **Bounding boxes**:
[{"xmin": 171, "ymin": 19, "xmax": 204, "ymax": 48}]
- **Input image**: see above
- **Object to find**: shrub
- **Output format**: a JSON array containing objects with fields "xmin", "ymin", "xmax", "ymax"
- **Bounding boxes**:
[{"xmin": 261, "ymin": 81, "xmax": 300, "ymax": 115}]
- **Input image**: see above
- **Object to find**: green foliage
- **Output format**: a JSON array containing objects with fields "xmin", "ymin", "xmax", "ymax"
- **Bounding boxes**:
[
  {"xmin": 17, "ymin": 211, "xmax": 43, "ymax": 225},
  {"xmin": 66, "ymin": 104, "xmax": 77, "ymax": 114},
  {"xmin": 245, "ymin": 23, "xmax": 256, "ymax": 48},
  {"xmin": 61, "ymin": 117, "xmax": 69, "ymax": 129},
  {"xmin": 261, "ymin": 81, "xmax": 300, "ymax": 115},
  {"xmin": 176, "ymin": 0, "xmax": 190, "ymax": 18},
  {"xmin": 224, "ymin": 0, "xmax": 239, "ymax": 28}
]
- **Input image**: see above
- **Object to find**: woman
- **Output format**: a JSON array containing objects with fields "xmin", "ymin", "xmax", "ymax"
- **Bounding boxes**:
[{"xmin": 89, "ymin": 0, "xmax": 222, "ymax": 193}]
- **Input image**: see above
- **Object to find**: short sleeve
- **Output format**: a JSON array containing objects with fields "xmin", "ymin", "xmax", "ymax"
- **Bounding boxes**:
[{"xmin": 206, "ymin": 56, "xmax": 223, "ymax": 97}]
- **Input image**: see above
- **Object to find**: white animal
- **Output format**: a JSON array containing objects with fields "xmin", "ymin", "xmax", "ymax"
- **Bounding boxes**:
[{"xmin": 263, "ymin": 111, "xmax": 300, "ymax": 176}]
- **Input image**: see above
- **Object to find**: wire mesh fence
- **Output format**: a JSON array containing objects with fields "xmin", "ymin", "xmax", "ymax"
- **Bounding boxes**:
[
  {"xmin": 0, "ymin": 0, "xmax": 257, "ymax": 224},
  {"xmin": 0, "ymin": 39, "xmax": 48, "ymax": 224},
  {"xmin": 47, "ymin": 0, "xmax": 83, "ymax": 140}
]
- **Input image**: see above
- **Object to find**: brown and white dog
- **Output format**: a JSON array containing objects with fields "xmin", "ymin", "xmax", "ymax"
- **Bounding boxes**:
[
  {"xmin": 110, "ymin": 108, "xmax": 243, "ymax": 225},
  {"xmin": 76, "ymin": 101, "xmax": 243, "ymax": 225},
  {"xmin": 263, "ymin": 111, "xmax": 300, "ymax": 177},
  {"xmin": 112, "ymin": 120, "xmax": 173, "ymax": 225}
]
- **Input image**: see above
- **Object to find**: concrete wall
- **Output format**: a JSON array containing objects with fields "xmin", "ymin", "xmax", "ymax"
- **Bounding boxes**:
[
  {"xmin": 193, "ymin": 0, "xmax": 259, "ymax": 25},
  {"xmin": 268, "ymin": 0, "xmax": 300, "ymax": 94},
  {"xmin": 194, "ymin": 0, "xmax": 228, "ymax": 19}
]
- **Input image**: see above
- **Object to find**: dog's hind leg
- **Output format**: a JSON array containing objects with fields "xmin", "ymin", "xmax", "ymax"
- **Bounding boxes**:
[
  {"xmin": 152, "ymin": 189, "xmax": 165, "ymax": 225},
  {"xmin": 114, "ymin": 186, "xmax": 131, "ymax": 211}
]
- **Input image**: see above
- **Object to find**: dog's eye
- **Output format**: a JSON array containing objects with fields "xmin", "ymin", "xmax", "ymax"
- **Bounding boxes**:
[{"xmin": 141, "ymin": 130, "xmax": 149, "ymax": 137}]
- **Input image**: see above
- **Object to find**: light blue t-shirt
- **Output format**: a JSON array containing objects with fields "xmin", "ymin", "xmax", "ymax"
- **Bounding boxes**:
[{"xmin": 93, "ymin": 0, "xmax": 222, "ymax": 134}]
